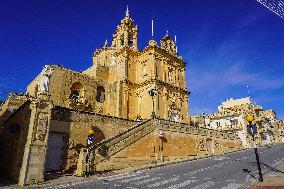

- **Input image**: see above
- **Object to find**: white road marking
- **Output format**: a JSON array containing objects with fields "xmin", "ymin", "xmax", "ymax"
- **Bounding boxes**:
[
  {"xmin": 166, "ymin": 179, "xmax": 198, "ymax": 189},
  {"xmin": 106, "ymin": 173, "xmax": 141, "ymax": 181},
  {"xmin": 42, "ymin": 147, "xmax": 284, "ymax": 189},
  {"xmin": 47, "ymin": 180, "xmax": 91, "ymax": 189},
  {"xmin": 147, "ymin": 178, "xmax": 180, "ymax": 187},
  {"xmin": 221, "ymin": 183, "xmax": 242, "ymax": 189},
  {"xmin": 118, "ymin": 175, "xmax": 150, "ymax": 183},
  {"xmin": 191, "ymin": 181, "xmax": 216, "ymax": 189},
  {"xmin": 135, "ymin": 177, "xmax": 161, "ymax": 185},
  {"xmin": 183, "ymin": 153, "xmax": 257, "ymax": 177},
  {"xmin": 225, "ymin": 179, "xmax": 237, "ymax": 182}
]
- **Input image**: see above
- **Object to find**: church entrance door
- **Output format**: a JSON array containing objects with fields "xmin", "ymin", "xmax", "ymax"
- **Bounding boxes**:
[{"xmin": 45, "ymin": 132, "xmax": 64, "ymax": 171}]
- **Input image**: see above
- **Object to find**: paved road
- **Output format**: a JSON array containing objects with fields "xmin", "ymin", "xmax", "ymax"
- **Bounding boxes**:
[{"xmin": 48, "ymin": 144, "xmax": 284, "ymax": 189}]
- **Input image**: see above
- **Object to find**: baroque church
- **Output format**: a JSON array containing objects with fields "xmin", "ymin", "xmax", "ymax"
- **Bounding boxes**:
[
  {"xmin": 26, "ymin": 7, "xmax": 190, "ymax": 123},
  {"xmin": 0, "ymin": 8, "xmax": 242, "ymax": 186}
]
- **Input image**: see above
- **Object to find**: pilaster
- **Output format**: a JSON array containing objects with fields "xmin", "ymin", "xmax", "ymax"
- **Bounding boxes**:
[{"xmin": 18, "ymin": 97, "xmax": 53, "ymax": 186}]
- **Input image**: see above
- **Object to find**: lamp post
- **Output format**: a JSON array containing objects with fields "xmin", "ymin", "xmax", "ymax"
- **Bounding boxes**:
[
  {"xmin": 246, "ymin": 114, "xmax": 263, "ymax": 182},
  {"xmin": 148, "ymin": 86, "xmax": 158, "ymax": 119}
]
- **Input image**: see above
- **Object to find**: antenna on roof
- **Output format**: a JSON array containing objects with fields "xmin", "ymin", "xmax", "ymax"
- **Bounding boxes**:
[
  {"xmin": 174, "ymin": 35, "xmax": 178, "ymax": 53},
  {"xmin": 151, "ymin": 18, "xmax": 154, "ymax": 38}
]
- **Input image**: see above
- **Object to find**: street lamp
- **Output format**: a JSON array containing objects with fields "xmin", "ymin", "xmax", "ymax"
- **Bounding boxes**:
[
  {"xmin": 148, "ymin": 86, "xmax": 158, "ymax": 119},
  {"xmin": 246, "ymin": 114, "xmax": 263, "ymax": 182}
]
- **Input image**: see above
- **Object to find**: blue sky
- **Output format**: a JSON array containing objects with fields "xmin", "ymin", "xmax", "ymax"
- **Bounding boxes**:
[{"xmin": 0, "ymin": 0, "xmax": 283, "ymax": 118}]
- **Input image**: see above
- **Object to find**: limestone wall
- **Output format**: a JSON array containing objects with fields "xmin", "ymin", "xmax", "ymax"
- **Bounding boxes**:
[
  {"xmin": 0, "ymin": 102, "xmax": 31, "ymax": 181},
  {"xmin": 93, "ymin": 119, "xmax": 242, "ymax": 171},
  {"xmin": 108, "ymin": 130, "xmax": 240, "ymax": 166},
  {"xmin": 0, "ymin": 93, "xmax": 27, "ymax": 132},
  {"xmin": 50, "ymin": 106, "xmax": 137, "ymax": 172},
  {"xmin": 26, "ymin": 66, "xmax": 119, "ymax": 116}
]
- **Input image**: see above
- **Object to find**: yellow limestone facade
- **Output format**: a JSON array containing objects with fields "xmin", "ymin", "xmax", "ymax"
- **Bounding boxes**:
[
  {"xmin": 26, "ymin": 9, "xmax": 190, "ymax": 123},
  {"xmin": 0, "ymin": 8, "xmax": 243, "ymax": 186}
]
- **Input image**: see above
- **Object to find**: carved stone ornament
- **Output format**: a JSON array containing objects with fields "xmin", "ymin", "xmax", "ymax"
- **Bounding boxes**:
[
  {"xmin": 97, "ymin": 106, "xmax": 103, "ymax": 114},
  {"xmin": 214, "ymin": 142, "xmax": 221, "ymax": 150},
  {"xmin": 199, "ymin": 140, "xmax": 206, "ymax": 151},
  {"xmin": 142, "ymin": 65, "xmax": 147, "ymax": 76},
  {"xmin": 110, "ymin": 55, "xmax": 116, "ymax": 65},
  {"xmin": 68, "ymin": 139, "xmax": 74, "ymax": 149},
  {"xmin": 35, "ymin": 114, "xmax": 48, "ymax": 141}
]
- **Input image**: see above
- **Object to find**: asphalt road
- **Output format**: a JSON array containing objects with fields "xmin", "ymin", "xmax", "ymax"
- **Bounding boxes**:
[{"xmin": 48, "ymin": 143, "xmax": 284, "ymax": 189}]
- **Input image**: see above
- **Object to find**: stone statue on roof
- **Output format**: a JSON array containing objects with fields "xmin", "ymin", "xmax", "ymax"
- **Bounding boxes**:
[{"xmin": 38, "ymin": 65, "xmax": 53, "ymax": 95}]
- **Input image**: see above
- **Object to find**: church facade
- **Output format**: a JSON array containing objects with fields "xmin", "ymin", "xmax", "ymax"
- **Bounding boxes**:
[
  {"xmin": 0, "ymin": 8, "xmax": 242, "ymax": 186},
  {"xmin": 27, "ymin": 9, "xmax": 190, "ymax": 123}
]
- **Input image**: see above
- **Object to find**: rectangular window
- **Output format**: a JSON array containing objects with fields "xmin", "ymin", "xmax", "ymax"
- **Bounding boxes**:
[
  {"xmin": 231, "ymin": 119, "xmax": 238, "ymax": 125},
  {"xmin": 216, "ymin": 122, "xmax": 221, "ymax": 127}
]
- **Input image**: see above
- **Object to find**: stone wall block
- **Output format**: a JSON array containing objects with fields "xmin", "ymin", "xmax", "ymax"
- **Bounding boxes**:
[{"xmin": 18, "ymin": 98, "xmax": 53, "ymax": 186}]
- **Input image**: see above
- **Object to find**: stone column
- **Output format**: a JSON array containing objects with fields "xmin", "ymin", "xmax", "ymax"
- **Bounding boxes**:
[
  {"xmin": 18, "ymin": 98, "xmax": 53, "ymax": 186},
  {"xmin": 138, "ymin": 96, "xmax": 141, "ymax": 116},
  {"xmin": 124, "ymin": 31, "xmax": 128, "ymax": 47},
  {"xmin": 116, "ymin": 82, "xmax": 121, "ymax": 117},
  {"xmin": 182, "ymin": 69, "xmax": 186, "ymax": 89}
]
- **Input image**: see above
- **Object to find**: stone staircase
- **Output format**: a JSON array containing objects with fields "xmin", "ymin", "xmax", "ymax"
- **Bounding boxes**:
[
  {"xmin": 75, "ymin": 118, "xmax": 241, "ymax": 175},
  {"xmin": 89, "ymin": 119, "xmax": 154, "ymax": 165},
  {"xmin": 156, "ymin": 119, "xmax": 237, "ymax": 140}
]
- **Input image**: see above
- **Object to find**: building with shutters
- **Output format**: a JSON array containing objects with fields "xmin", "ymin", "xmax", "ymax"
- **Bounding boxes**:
[{"xmin": 191, "ymin": 97, "xmax": 284, "ymax": 148}]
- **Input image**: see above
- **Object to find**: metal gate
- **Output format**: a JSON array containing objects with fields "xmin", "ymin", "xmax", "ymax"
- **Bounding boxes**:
[{"xmin": 45, "ymin": 132, "xmax": 64, "ymax": 171}]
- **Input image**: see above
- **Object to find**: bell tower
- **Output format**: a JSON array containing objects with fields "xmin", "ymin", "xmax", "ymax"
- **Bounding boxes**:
[
  {"xmin": 160, "ymin": 31, "xmax": 177, "ymax": 56},
  {"xmin": 111, "ymin": 6, "xmax": 138, "ymax": 51}
]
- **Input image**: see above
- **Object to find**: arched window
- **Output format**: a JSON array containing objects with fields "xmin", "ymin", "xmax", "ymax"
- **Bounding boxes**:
[
  {"xmin": 70, "ymin": 90, "xmax": 79, "ymax": 103},
  {"xmin": 120, "ymin": 34, "xmax": 124, "ymax": 46},
  {"xmin": 128, "ymin": 36, "xmax": 133, "ymax": 47},
  {"xmin": 70, "ymin": 82, "xmax": 83, "ymax": 103},
  {"xmin": 96, "ymin": 86, "xmax": 105, "ymax": 103}
]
